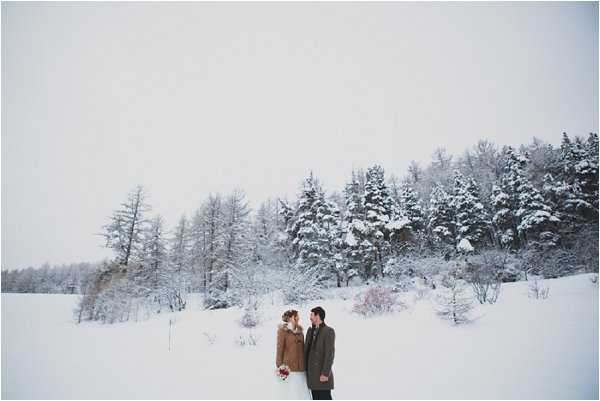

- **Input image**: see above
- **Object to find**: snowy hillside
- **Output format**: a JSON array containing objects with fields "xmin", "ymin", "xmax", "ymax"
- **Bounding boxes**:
[{"xmin": 2, "ymin": 273, "xmax": 598, "ymax": 399}]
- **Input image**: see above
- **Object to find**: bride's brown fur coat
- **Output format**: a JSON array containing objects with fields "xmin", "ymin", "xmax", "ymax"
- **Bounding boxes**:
[{"xmin": 276, "ymin": 322, "xmax": 306, "ymax": 372}]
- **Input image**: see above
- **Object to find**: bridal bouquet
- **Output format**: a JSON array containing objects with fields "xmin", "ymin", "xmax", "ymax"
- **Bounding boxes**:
[{"xmin": 275, "ymin": 364, "xmax": 290, "ymax": 381}]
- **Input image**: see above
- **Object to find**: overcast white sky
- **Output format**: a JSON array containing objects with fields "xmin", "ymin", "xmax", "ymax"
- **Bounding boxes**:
[{"xmin": 2, "ymin": 2, "xmax": 598, "ymax": 270}]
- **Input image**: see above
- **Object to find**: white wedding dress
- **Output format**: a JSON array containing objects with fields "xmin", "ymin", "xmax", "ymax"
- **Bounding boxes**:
[{"xmin": 273, "ymin": 371, "xmax": 312, "ymax": 400}]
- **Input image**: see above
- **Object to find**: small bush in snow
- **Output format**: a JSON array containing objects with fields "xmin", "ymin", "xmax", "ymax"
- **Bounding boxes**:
[
  {"xmin": 202, "ymin": 331, "xmax": 217, "ymax": 345},
  {"xmin": 590, "ymin": 274, "xmax": 598, "ymax": 284},
  {"xmin": 352, "ymin": 285, "xmax": 404, "ymax": 317},
  {"xmin": 461, "ymin": 260, "xmax": 502, "ymax": 304},
  {"xmin": 236, "ymin": 330, "xmax": 260, "ymax": 347},
  {"xmin": 528, "ymin": 279, "xmax": 550, "ymax": 300},
  {"xmin": 434, "ymin": 276, "xmax": 474, "ymax": 325}
]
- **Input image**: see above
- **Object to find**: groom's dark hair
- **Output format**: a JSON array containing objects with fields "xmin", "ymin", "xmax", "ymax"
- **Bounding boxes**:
[{"xmin": 311, "ymin": 306, "xmax": 326, "ymax": 321}]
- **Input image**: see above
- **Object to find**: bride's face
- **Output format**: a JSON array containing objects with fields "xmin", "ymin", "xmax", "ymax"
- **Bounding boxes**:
[{"xmin": 290, "ymin": 314, "xmax": 300, "ymax": 326}]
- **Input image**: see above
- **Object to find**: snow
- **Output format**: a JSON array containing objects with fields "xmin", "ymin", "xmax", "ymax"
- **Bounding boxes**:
[
  {"xmin": 350, "ymin": 220, "xmax": 366, "ymax": 233},
  {"xmin": 457, "ymin": 238, "xmax": 474, "ymax": 253},
  {"xmin": 385, "ymin": 216, "xmax": 410, "ymax": 231},
  {"xmin": 2, "ymin": 273, "xmax": 598, "ymax": 399},
  {"xmin": 344, "ymin": 231, "xmax": 357, "ymax": 247}
]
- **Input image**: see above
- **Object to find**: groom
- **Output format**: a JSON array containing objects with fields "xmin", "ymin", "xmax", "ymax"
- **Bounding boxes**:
[{"xmin": 305, "ymin": 306, "xmax": 335, "ymax": 400}]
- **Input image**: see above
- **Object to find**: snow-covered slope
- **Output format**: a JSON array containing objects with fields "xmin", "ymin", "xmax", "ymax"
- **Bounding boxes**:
[{"xmin": 2, "ymin": 273, "xmax": 598, "ymax": 399}]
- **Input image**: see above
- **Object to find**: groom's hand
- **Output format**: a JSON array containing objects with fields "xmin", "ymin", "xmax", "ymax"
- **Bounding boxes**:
[{"xmin": 319, "ymin": 374, "xmax": 329, "ymax": 382}]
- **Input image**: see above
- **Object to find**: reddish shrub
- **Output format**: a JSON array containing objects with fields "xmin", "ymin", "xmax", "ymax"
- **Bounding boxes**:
[{"xmin": 352, "ymin": 285, "xmax": 402, "ymax": 317}]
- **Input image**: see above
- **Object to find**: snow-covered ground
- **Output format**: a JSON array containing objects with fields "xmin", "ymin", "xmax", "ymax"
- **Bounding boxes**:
[{"xmin": 2, "ymin": 273, "xmax": 598, "ymax": 399}]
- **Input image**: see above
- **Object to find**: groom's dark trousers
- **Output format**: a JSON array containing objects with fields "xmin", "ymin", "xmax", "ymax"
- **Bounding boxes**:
[{"xmin": 311, "ymin": 390, "xmax": 332, "ymax": 400}]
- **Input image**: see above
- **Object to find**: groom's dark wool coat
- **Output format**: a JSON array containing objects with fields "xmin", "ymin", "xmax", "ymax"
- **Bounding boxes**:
[{"xmin": 304, "ymin": 322, "xmax": 335, "ymax": 391}]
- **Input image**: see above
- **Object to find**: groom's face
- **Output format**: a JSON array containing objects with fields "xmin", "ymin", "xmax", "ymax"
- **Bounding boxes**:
[{"xmin": 309, "ymin": 312, "xmax": 318, "ymax": 325}]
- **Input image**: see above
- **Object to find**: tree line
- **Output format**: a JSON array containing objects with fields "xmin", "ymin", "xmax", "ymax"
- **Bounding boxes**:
[{"xmin": 2, "ymin": 132, "xmax": 597, "ymax": 324}]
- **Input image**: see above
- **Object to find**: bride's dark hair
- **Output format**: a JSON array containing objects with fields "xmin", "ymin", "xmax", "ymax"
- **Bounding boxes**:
[{"xmin": 281, "ymin": 309, "xmax": 298, "ymax": 322}]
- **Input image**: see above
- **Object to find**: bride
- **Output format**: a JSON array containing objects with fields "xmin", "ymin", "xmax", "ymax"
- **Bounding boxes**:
[{"xmin": 274, "ymin": 309, "xmax": 312, "ymax": 400}]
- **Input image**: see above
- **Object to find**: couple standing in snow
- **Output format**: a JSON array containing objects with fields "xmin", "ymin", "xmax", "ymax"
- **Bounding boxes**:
[{"xmin": 275, "ymin": 306, "xmax": 336, "ymax": 400}]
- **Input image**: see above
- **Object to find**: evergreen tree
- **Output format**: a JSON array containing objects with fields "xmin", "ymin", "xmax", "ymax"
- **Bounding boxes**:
[
  {"xmin": 428, "ymin": 183, "xmax": 456, "ymax": 245},
  {"xmin": 515, "ymin": 172, "xmax": 561, "ymax": 249},
  {"xmin": 492, "ymin": 147, "xmax": 560, "ymax": 249},
  {"xmin": 363, "ymin": 165, "xmax": 397, "ymax": 277},
  {"xmin": 341, "ymin": 172, "xmax": 368, "ymax": 282},
  {"xmin": 286, "ymin": 172, "xmax": 342, "ymax": 283},
  {"xmin": 560, "ymin": 132, "xmax": 599, "ymax": 221},
  {"xmin": 287, "ymin": 172, "xmax": 324, "ymax": 268},
  {"xmin": 397, "ymin": 184, "xmax": 425, "ymax": 233},
  {"xmin": 491, "ymin": 147, "xmax": 525, "ymax": 249},
  {"xmin": 316, "ymin": 193, "xmax": 343, "ymax": 286},
  {"xmin": 452, "ymin": 171, "xmax": 489, "ymax": 247}
]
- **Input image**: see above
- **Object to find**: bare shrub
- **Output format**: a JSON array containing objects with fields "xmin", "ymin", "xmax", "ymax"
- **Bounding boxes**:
[
  {"xmin": 236, "ymin": 330, "xmax": 260, "ymax": 347},
  {"xmin": 460, "ymin": 260, "xmax": 502, "ymax": 304},
  {"xmin": 472, "ymin": 250, "xmax": 520, "ymax": 282},
  {"xmin": 528, "ymin": 279, "xmax": 550, "ymax": 300},
  {"xmin": 202, "ymin": 331, "xmax": 217, "ymax": 346},
  {"xmin": 352, "ymin": 285, "xmax": 405, "ymax": 317}
]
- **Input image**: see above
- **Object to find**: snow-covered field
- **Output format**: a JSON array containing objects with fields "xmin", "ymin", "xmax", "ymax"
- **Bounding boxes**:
[{"xmin": 2, "ymin": 273, "xmax": 598, "ymax": 399}]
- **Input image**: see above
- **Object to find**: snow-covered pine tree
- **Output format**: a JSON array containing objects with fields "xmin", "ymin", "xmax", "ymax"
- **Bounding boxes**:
[
  {"xmin": 397, "ymin": 184, "xmax": 425, "ymax": 233},
  {"xmin": 490, "ymin": 183, "xmax": 517, "ymax": 249},
  {"xmin": 286, "ymin": 172, "xmax": 342, "ymax": 285},
  {"xmin": 492, "ymin": 147, "xmax": 560, "ymax": 250},
  {"xmin": 428, "ymin": 183, "xmax": 456, "ymax": 245},
  {"xmin": 515, "ymin": 176, "xmax": 561, "ymax": 250},
  {"xmin": 341, "ymin": 171, "xmax": 368, "ymax": 283},
  {"xmin": 315, "ymin": 192, "xmax": 343, "ymax": 285},
  {"xmin": 287, "ymin": 172, "xmax": 323, "ymax": 269},
  {"xmin": 99, "ymin": 185, "xmax": 151, "ymax": 266},
  {"xmin": 452, "ymin": 171, "xmax": 489, "ymax": 248},
  {"xmin": 560, "ymin": 132, "xmax": 599, "ymax": 222},
  {"xmin": 278, "ymin": 198, "xmax": 295, "ymax": 241},
  {"xmin": 363, "ymin": 165, "xmax": 397, "ymax": 278},
  {"xmin": 491, "ymin": 147, "xmax": 525, "ymax": 249}
]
